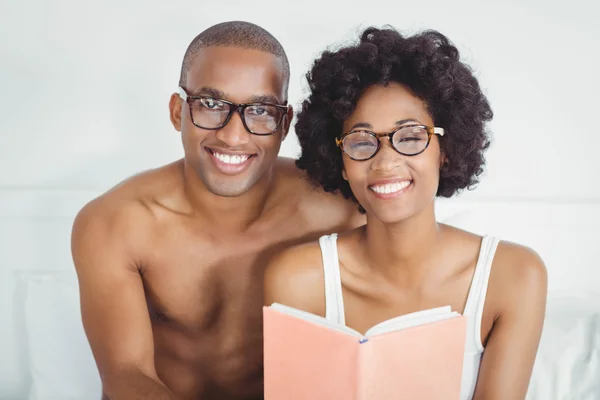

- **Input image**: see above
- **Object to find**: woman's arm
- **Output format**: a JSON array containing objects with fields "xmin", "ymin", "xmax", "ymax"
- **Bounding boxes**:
[{"xmin": 472, "ymin": 244, "xmax": 548, "ymax": 400}]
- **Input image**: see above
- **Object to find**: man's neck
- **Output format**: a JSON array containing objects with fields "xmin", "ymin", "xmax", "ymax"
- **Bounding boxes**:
[
  {"xmin": 181, "ymin": 161, "xmax": 278, "ymax": 232},
  {"xmin": 362, "ymin": 205, "xmax": 443, "ymax": 285}
]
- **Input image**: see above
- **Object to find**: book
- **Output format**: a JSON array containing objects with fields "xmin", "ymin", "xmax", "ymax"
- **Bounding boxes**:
[{"xmin": 263, "ymin": 303, "xmax": 467, "ymax": 400}]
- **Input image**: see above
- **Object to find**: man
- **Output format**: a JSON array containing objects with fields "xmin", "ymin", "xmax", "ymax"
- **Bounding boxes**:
[{"xmin": 71, "ymin": 21, "xmax": 364, "ymax": 400}]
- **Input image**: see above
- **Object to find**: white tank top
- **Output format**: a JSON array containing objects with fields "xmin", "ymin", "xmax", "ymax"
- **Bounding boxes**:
[{"xmin": 318, "ymin": 233, "xmax": 499, "ymax": 400}]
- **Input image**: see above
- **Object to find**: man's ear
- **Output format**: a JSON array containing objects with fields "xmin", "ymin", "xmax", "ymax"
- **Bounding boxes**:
[
  {"xmin": 281, "ymin": 105, "xmax": 294, "ymax": 141},
  {"xmin": 169, "ymin": 93, "xmax": 183, "ymax": 132}
]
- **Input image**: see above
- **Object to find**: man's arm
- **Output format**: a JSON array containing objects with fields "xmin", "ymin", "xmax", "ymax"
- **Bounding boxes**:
[
  {"xmin": 71, "ymin": 198, "xmax": 178, "ymax": 400},
  {"xmin": 472, "ymin": 244, "xmax": 548, "ymax": 400}
]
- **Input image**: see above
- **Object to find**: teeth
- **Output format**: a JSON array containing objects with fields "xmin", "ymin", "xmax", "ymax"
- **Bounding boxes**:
[
  {"xmin": 370, "ymin": 181, "xmax": 411, "ymax": 194},
  {"xmin": 213, "ymin": 151, "xmax": 249, "ymax": 164}
]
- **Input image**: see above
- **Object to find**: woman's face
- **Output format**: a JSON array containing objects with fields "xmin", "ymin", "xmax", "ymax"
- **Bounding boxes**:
[{"xmin": 341, "ymin": 82, "xmax": 443, "ymax": 224}]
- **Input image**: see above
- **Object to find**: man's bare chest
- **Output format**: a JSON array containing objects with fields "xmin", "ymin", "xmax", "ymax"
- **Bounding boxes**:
[
  {"xmin": 139, "ymin": 212, "xmax": 327, "ymax": 328},
  {"xmin": 140, "ymin": 240, "xmax": 263, "ymax": 326}
]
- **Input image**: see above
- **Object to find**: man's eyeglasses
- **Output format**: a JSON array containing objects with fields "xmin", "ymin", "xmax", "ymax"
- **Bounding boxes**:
[
  {"xmin": 335, "ymin": 125, "xmax": 445, "ymax": 161},
  {"xmin": 178, "ymin": 87, "xmax": 289, "ymax": 136}
]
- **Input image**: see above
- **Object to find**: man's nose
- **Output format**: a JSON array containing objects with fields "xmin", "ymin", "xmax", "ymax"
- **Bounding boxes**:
[{"xmin": 215, "ymin": 110, "xmax": 251, "ymax": 147}]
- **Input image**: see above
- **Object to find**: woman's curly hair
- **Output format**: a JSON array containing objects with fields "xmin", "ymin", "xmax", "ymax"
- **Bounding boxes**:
[{"xmin": 295, "ymin": 26, "xmax": 493, "ymax": 209}]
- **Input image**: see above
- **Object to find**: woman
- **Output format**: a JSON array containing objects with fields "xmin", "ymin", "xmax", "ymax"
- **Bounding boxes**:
[{"xmin": 264, "ymin": 26, "xmax": 547, "ymax": 399}]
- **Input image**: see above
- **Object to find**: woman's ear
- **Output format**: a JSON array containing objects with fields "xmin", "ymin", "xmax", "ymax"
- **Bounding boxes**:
[
  {"xmin": 342, "ymin": 168, "xmax": 348, "ymax": 181},
  {"xmin": 439, "ymin": 152, "xmax": 448, "ymax": 168}
]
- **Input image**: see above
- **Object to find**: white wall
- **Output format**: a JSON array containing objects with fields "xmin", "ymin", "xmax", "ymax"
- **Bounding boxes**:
[{"xmin": 1, "ymin": 0, "xmax": 598, "ymax": 398}]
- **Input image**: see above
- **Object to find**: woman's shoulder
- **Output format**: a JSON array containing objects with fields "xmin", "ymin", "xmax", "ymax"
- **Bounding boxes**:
[
  {"xmin": 442, "ymin": 225, "xmax": 546, "ymax": 282},
  {"xmin": 263, "ymin": 235, "xmax": 333, "ymax": 315},
  {"xmin": 491, "ymin": 239, "xmax": 547, "ymax": 292},
  {"xmin": 482, "ymin": 237, "xmax": 548, "ymax": 325},
  {"xmin": 442, "ymin": 225, "xmax": 547, "ymax": 312}
]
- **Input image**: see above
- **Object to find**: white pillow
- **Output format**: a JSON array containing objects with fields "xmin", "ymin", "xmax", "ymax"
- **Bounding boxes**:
[
  {"xmin": 19, "ymin": 270, "xmax": 102, "ymax": 400},
  {"xmin": 527, "ymin": 292, "xmax": 600, "ymax": 399}
]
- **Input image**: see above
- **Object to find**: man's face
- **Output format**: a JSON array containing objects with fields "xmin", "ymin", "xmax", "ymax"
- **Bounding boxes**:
[{"xmin": 172, "ymin": 46, "xmax": 291, "ymax": 197}]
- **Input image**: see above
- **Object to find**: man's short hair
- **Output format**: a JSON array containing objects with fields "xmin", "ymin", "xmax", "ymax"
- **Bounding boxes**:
[{"xmin": 179, "ymin": 21, "xmax": 290, "ymax": 98}]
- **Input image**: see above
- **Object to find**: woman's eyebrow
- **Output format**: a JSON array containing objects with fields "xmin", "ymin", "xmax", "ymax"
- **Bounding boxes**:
[
  {"xmin": 348, "ymin": 122, "xmax": 372, "ymax": 130},
  {"xmin": 348, "ymin": 119, "xmax": 422, "ymax": 131},
  {"xmin": 395, "ymin": 118, "xmax": 420, "ymax": 126}
]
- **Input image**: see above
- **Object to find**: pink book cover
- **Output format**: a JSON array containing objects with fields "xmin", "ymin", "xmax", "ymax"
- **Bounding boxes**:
[{"xmin": 263, "ymin": 305, "xmax": 467, "ymax": 400}]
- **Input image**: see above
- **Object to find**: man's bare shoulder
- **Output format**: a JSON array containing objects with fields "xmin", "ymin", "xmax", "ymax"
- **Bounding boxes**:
[
  {"xmin": 263, "ymin": 238, "xmax": 326, "ymax": 315},
  {"xmin": 273, "ymin": 156, "xmax": 310, "ymax": 188},
  {"xmin": 102, "ymin": 160, "xmax": 185, "ymax": 207},
  {"xmin": 274, "ymin": 157, "xmax": 365, "ymax": 231},
  {"xmin": 274, "ymin": 156, "xmax": 300, "ymax": 173},
  {"xmin": 72, "ymin": 161, "xmax": 185, "ymax": 254},
  {"xmin": 83, "ymin": 160, "xmax": 184, "ymax": 215}
]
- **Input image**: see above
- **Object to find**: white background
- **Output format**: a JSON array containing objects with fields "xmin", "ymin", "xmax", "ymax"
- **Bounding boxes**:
[{"xmin": 1, "ymin": 0, "xmax": 599, "ymax": 398}]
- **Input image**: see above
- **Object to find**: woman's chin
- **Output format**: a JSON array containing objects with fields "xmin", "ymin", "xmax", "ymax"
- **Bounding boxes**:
[{"xmin": 366, "ymin": 208, "xmax": 415, "ymax": 225}]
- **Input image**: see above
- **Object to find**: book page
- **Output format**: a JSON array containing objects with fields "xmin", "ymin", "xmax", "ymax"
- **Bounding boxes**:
[{"xmin": 364, "ymin": 305, "xmax": 459, "ymax": 337}]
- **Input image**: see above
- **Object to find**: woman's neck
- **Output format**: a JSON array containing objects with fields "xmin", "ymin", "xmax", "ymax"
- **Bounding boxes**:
[{"xmin": 362, "ymin": 205, "xmax": 443, "ymax": 284}]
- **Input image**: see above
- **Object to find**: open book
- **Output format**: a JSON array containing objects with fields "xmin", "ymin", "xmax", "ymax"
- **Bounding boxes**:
[{"xmin": 263, "ymin": 303, "xmax": 467, "ymax": 400}]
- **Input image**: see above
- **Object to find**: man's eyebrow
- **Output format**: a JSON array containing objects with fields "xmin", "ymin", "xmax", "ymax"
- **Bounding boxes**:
[
  {"xmin": 247, "ymin": 94, "xmax": 285, "ymax": 105},
  {"xmin": 189, "ymin": 88, "xmax": 284, "ymax": 105},
  {"xmin": 190, "ymin": 87, "xmax": 226, "ymax": 98}
]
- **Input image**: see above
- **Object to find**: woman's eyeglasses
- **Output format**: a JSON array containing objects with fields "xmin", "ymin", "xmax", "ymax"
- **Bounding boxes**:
[{"xmin": 336, "ymin": 125, "xmax": 445, "ymax": 161}]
